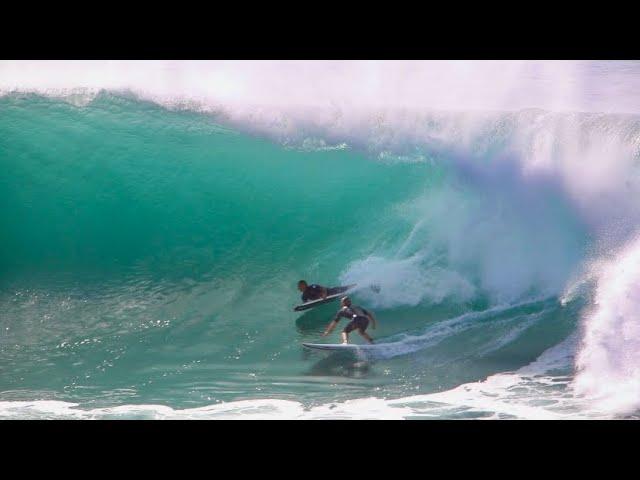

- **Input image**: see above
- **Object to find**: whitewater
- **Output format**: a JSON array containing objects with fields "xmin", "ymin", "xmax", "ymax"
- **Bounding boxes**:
[{"xmin": 1, "ymin": 60, "xmax": 640, "ymax": 419}]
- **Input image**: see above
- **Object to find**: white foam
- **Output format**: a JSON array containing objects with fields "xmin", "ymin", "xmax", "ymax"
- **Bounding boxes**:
[
  {"xmin": 341, "ymin": 255, "xmax": 476, "ymax": 308},
  {"xmin": 574, "ymin": 235, "xmax": 640, "ymax": 415}
]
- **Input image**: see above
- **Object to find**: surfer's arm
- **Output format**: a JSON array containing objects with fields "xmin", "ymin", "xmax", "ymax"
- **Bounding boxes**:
[
  {"xmin": 322, "ymin": 320, "xmax": 339, "ymax": 336},
  {"xmin": 322, "ymin": 311, "xmax": 342, "ymax": 336},
  {"xmin": 321, "ymin": 286, "xmax": 328, "ymax": 299}
]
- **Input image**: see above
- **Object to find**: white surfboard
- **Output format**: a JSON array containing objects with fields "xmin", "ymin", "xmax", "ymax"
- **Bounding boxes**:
[{"xmin": 302, "ymin": 342, "xmax": 377, "ymax": 351}]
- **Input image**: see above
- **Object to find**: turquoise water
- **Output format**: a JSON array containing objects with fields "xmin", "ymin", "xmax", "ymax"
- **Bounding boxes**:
[{"xmin": 0, "ymin": 92, "xmax": 627, "ymax": 419}]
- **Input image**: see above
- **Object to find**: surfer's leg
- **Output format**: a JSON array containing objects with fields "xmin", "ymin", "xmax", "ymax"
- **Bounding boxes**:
[
  {"xmin": 355, "ymin": 317, "xmax": 373, "ymax": 344},
  {"xmin": 358, "ymin": 329, "xmax": 374, "ymax": 344},
  {"xmin": 342, "ymin": 320, "xmax": 358, "ymax": 344}
]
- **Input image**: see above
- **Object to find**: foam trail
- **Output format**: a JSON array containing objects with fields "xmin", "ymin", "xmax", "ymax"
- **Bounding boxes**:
[{"xmin": 343, "ymin": 298, "xmax": 553, "ymax": 361}]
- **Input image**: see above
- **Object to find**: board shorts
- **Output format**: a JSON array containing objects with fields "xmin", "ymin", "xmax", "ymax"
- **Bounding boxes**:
[{"xmin": 343, "ymin": 316, "xmax": 369, "ymax": 334}]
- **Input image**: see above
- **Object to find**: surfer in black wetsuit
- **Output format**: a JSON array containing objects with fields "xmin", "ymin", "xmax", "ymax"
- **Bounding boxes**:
[
  {"xmin": 298, "ymin": 280, "xmax": 352, "ymax": 303},
  {"xmin": 322, "ymin": 296, "xmax": 376, "ymax": 344},
  {"xmin": 298, "ymin": 280, "xmax": 328, "ymax": 302}
]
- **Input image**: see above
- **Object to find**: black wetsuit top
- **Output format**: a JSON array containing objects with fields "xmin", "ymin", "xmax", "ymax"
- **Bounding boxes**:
[
  {"xmin": 301, "ymin": 284, "xmax": 326, "ymax": 302},
  {"xmin": 332, "ymin": 305, "xmax": 370, "ymax": 323},
  {"xmin": 302, "ymin": 284, "xmax": 351, "ymax": 303},
  {"xmin": 333, "ymin": 305, "xmax": 371, "ymax": 333}
]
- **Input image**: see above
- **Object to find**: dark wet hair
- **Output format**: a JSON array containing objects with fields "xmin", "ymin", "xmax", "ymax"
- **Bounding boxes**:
[{"xmin": 298, "ymin": 280, "xmax": 307, "ymax": 286}]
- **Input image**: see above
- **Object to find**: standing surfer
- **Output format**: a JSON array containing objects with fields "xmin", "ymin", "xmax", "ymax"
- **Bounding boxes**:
[{"xmin": 322, "ymin": 296, "xmax": 376, "ymax": 344}]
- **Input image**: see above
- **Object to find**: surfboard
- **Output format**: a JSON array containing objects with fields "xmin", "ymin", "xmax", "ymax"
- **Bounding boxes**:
[
  {"xmin": 302, "ymin": 342, "xmax": 377, "ymax": 351},
  {"xmin": 293, "ymin": 284, "xmax": 357, "ymax": 311}
]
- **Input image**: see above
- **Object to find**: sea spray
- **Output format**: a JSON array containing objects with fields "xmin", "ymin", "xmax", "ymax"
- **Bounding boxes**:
[{"xmin": 575, "ymin": 236, "xmax": 640, "ymax": 415}]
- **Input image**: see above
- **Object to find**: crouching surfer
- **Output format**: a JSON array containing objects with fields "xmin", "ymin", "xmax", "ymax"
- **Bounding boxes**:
[
  {"xmin": 322, "ymin": 296, "xmax": 376, "ymax": 344},
  {"xmin": 297, "ymin": 280, "xmax": 351, "ymax": 303}
]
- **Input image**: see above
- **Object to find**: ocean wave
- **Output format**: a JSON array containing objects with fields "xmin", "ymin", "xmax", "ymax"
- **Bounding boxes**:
[{"xmin": 2, "ymin": 62, "xmax": 640, "ymax": 417}]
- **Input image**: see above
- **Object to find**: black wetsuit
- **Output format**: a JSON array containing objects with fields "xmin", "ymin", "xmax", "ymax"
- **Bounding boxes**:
[
  {"xmin": 301, "ymin": 284, "xmax": 326, "ymax": 302},
  {"xmin": 301, "ymin": 285, "xmax": 349, "ymax": 303},
  {"xmin": 332, "ymin": 305, "xmax": 371, "ymax": 333}
]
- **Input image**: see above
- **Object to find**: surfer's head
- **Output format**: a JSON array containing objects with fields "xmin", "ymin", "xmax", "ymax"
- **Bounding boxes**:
[
  {"xmin": 340, "ymin": 296, "xmax": 351, "ymax": 307},
  {"xmin": 297, "ymin": 280, "xmax": 308, "ymax": 291}
]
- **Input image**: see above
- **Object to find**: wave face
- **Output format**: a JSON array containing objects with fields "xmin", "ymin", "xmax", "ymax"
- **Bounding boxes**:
[{"xmin": 2, "ymin": 61, "xmax": 640, "ymax": 419}]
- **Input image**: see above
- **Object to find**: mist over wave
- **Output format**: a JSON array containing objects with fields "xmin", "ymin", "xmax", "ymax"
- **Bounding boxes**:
[{"xmin": 3, "ymin": 60, "xmax": 640, "ymax": 113}]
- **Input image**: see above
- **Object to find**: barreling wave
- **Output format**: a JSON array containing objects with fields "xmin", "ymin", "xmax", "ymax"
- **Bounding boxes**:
[{"xmin": 1, "ymin": 73, "xmax": 640, "ymax": 418}]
